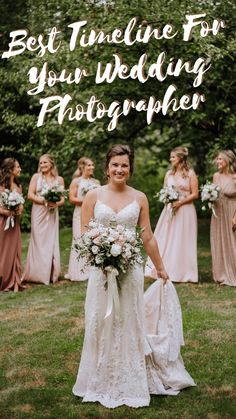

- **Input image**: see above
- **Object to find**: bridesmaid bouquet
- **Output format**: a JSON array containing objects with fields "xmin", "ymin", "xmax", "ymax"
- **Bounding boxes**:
[
  {"xmin": 0, "ymin": 189, "xmax": 25, "ymax": 230},
  {"xmin": 200, "ymin": 181, "xmax": 220, "ymax": 217},
  {"xmin": 155, "ymin": 186, "xmax": 180, "ymax": 215},
  {"xmin": 41, "ymin": 182, "xmax": 68, "ymax": 203},
  {"xmin": 80, "ymin": 182, "xmax": 99, "ymax": 196},
  {"xmin": 75, "ymin": 220, "xmax": 144, "ymax": 317}
]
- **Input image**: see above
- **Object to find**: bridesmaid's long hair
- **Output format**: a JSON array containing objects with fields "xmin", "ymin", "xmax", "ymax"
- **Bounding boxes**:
[
  {"xmin": 170, "ymin": 146, "xmax": 191, "ymax": 178},
  {"xmin": 215, "ymin": 150, "xmax": 236, "ymax": 174},
  {"xmin": 72, "ymin": 157, "xmax": 93, "ymax": 179},
  {"xmin": 105, "ymin": 144, "xmax": 134, "ymax": 179},
  {"xmin": 37, "ymin": 154, "xmax": 58, "ymax": 177},
  {"xmin": 0, "ymin": 158, "xmax": 21, "ymax": 189}
]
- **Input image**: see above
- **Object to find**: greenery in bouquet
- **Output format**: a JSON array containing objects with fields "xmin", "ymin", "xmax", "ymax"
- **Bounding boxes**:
[
  {"xmin": 74, "ymin": 220, "xmax": 144, "ymax": 288},
  {"xmin": 41, "ymin": 183, "xmax": 68, "ymax": 203},
  {"xmin": 80, "ymin": 182, "xmax": 99, "ymax": 197}
]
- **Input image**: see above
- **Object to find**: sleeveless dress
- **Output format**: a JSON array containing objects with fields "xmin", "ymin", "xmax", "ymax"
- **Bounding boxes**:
[
  {"xmin": 23, "ymin": 175, "xmax": 60, "ymax": 284},
  {"xmin": 210, "ymin": 173, "xmax": 236, "ymax": 286},
  {"xmin": 0, "ymin": 185, "xmax": 22, "ymax": 291},
  {"xmin": 72, "ymin": 199, "xmax": 195, "ymax": 408},
  {"xmin": 145, "ymin": 172, "xmax": 198, "ymax": 283},
  {"xmin": 66, "ymin": 178, "xmax": 99, "ymax": 281}
]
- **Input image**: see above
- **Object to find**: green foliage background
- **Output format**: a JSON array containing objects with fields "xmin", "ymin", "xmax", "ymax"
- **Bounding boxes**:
[{"xmin": 0, "ymin": 0, "xmax": 236, "ymax": 229}]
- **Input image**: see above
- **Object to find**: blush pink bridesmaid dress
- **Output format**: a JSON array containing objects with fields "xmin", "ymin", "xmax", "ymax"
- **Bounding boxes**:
[
  {"xmin": 145, "ymin": 171, "xmax": 198, "ymax": 283},
  {"xmin": 23, "ymin": 175, "xmax": 60, "ymax": 285}
]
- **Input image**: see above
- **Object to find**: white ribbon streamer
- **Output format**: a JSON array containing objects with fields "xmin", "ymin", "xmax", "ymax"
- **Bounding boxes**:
[
  {"xmin": 104, "ymin": 266, "xmax": 120, "ymax": 319},
  {"xmin": 209, "ymin": 203, "xmax": 217, "ymax": 218},
  {"xmin": 4, "ymin": 215, "xmax": 15, "ymax": 231}
]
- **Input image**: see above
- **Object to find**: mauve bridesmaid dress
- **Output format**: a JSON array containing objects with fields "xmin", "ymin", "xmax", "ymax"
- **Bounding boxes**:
[{"xmin": 0, "ymin": 185, "xmax": 22, "ymax": 291}]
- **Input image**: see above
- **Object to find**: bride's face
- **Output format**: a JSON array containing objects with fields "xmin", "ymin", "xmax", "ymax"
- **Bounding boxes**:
[{"xmin": 108, "ymin": 155, "xmax": 130, "ymax": 183}]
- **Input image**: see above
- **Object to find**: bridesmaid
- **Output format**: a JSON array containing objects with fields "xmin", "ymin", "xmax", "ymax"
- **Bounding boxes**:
[
  {"xmin": 65, "ymin": 157, "xmax": 100, "ymax": 281},
  {"xmin": 23, "ymin": 154, "xmax": 65, "ymax": 285},
  {"xmin": 145, "ymin": 146, "xmax": 199, "ymax": 283},
  {"xmin": 0, "ymin": 158, "xmax": 24, "ymax": 292},
  {"xmin": 210, "ymin": 150, "xmax": 236, "ymax": 286}
]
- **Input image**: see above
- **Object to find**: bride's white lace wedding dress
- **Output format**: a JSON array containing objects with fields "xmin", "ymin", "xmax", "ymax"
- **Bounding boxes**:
[{"xmin": 72, "ymin": 200, "xmax": 195, "ymax": 408}]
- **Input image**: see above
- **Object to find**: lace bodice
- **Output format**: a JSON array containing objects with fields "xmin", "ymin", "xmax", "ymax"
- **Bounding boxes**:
[{"xmin": 94, "ymin": 200, "xmax": 140, "ymax": 229}]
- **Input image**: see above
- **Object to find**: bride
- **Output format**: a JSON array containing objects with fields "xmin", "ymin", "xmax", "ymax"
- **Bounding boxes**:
[{"xmin": 72, "ymin": 144, "xmax": 195, "ymax": 408}]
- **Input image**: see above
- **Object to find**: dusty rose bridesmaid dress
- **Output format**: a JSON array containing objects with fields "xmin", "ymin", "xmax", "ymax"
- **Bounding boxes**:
[
  {"xmin": 0, "ymin": 186, "xmax": 22, "ymax": 291},
  {"xmin": 23, "ymin": 175, "xmax": 60, "ymax": 285},
  {"xmin": 145, "ymin": 172, "xmax": 198, "ymax": 283},
  {"xmin": 210, "ymin": 173, "xmax": 236, "ymax": 286}
]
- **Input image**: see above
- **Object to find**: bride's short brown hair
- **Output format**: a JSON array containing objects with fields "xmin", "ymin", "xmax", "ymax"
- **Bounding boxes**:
[{"xmin": 105, "ymin": 144, "xmax": 134, "ymax": 175}]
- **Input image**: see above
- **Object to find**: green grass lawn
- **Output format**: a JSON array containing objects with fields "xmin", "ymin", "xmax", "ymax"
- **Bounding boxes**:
[{"xmin": 1, "ymin": 220, "xmax": 236, "ymax": 418}]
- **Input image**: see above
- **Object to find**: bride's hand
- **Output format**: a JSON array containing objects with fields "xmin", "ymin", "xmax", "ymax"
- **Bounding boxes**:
[{"xmin": 157, "ymin": 269, "xmax": 169, "ymax": 284}]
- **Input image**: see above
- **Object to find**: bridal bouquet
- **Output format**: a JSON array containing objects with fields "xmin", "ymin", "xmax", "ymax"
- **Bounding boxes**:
[
  {"xmin": 74, "ymin": 220, "xmax": 144, "ymax": 318},
  {"xmin": 75, "ymin": 219, "xmax": 144, "ymax": 277},
  {"xmin": 80, "ymin": 182, "xmax": 99, "ymax": 196},
  {"xmin": 155, "ymin": 185, "xmax": 180, "ymax": 215},
  {"xmin": 0, "ymin": 189, "xmax": 25, "ymax": 230},
  {"xmin": 200, "ymin": 181, "xmax": 220, "ymax": 217}
]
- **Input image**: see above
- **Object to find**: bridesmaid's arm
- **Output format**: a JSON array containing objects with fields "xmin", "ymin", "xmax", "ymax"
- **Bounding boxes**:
[
  {"xmin": 14, "ymin": 185, "xmax": 24, "ymax": 215},
  {"xmin": 69, "ymin": 178, "xmax": 83, "ymax": 206},
  {"xmin": 80, "ymin": 189, "xmax": 97, "ymax": 233},
  {"xmin": 172, "ymin": 171, "xmax": 199, "ymax": 211},
  {"xmin": 138, "ymin": 192, "xmax": 169, "ymax": 283},
  {"xmin": 163, "ymin": 171, "xmax": 170, "ymax": 187},
  {"xmin": 28, "ymin": 174, "xmax": 45, "ymax": 205}
]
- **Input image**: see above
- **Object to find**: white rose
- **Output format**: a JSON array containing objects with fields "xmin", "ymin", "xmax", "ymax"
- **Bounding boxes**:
[
  {"xmin": 88, "ymin": 220, "xmax": 97, "ymax": 228},
  {"xmin": 95, "ymin": 255, "xmax": 103, "ymax": 264},
  {"xmin": 91, "ymin": 245, "xmax": 99, "ymax": 254},
  {"xmin": 110, "ymin": 244, "xmax": 122, "ymax": 257},
  {"xmin": 84, "ymin": 236, "xmax": 92, "ymax": 245}
]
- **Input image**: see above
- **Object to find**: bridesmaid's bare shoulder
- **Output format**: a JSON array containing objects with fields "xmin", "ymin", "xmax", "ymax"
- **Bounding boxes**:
[
  {"xmin": 30, "ymin": 173, "xmax": 41, "ymax": 184},
  {"xmin": 189, "ymin": 168, "xmax": 197, "ymax": 178},
  {"xmin": 92, "ymin": 178, "xmax": 100, "ymax": 185},
  {"xmin": 213, "ymin": 172, "xmax": 220, "ymax": 182},
  {"xmin": 31, "ymin": 173, "xmax": 40, "ymax": 180},
  {"xmin": 57, "ymin": 175, "xmax": 64, "ymax": 185}
]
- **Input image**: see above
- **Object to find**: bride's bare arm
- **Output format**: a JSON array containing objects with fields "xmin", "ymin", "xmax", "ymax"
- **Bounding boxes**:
[
  {"xmin": 138, "ymin": 192, "xmax": 169, "ymax": 282},
  {"xmin": 80, "ymin": 189, "xmax": 97, "ymax": 233}
]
